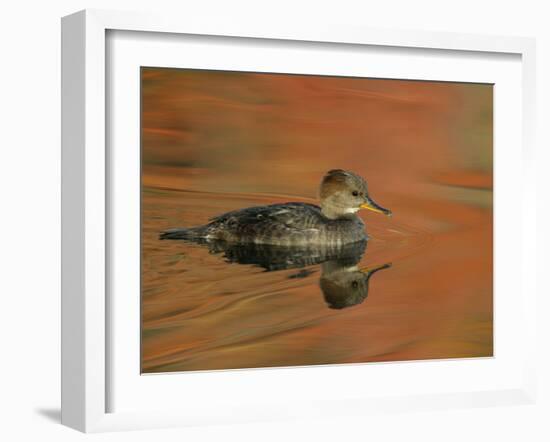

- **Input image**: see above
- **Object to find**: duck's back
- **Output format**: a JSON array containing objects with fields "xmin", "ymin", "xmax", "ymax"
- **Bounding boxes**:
[
  {"xmin": 161, "ymin": 202, "xmax": 366, "ymax": 245},
  {"xmin": 207, "ymin": 202, "xmax": 325, "ymax": 244}
]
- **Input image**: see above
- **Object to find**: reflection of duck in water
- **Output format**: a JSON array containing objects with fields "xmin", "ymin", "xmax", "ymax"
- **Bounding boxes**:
[
  {"xmin": 161, "ymin": 169, "xmax": 392, "ymax": 245},
  {"xmin": 321, "ymin": 260, "xmax": 391, "ymax": 310},
  {"xmin": 190, "ymin": 239, "xmax": 391, "ymax": 309}
]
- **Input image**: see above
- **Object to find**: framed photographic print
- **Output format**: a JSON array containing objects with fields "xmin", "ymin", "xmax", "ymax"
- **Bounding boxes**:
[{"xmin": 61, "ymin": 9, "xmax": 538, "ymax": 432}]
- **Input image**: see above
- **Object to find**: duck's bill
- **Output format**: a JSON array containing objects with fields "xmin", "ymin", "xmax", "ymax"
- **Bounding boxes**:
[
  {"xmin": 360, "ymin": 198, "xmax": 392, "ymax": 216},
  {"xmin": 359, "ymin": 262, "xmax": 392, "ymax": 274}
]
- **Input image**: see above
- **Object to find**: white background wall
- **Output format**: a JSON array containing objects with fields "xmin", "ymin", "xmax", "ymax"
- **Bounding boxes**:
[{"xmin": 0, "ymin": 1, "xmax": 548, "ymax": 441}]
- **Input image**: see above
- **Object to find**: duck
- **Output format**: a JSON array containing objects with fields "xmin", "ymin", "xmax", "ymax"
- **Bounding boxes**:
[{"xmin": 160, "ymin": 169, "xmax": 392, "ymax": 246}]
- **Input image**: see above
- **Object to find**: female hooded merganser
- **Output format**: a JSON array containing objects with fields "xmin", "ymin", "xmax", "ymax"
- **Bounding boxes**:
[{"xmin": 160, "ymin": 169, "xmax": 392, "ymax": 245}]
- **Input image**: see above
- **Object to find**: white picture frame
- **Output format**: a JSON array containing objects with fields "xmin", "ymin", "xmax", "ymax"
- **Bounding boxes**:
[{"xmin": 61, "ymin": 9, "xmax": 538, "ymax": 433}]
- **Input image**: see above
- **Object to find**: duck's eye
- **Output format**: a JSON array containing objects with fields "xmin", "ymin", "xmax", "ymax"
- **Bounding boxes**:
[
  {"xmin": 351, "ymin": 280, "xmax": 359, "ymax": 289},
  {"xmin": 352, "ymin": 191, "xmax": 359, "ymax": 197}
]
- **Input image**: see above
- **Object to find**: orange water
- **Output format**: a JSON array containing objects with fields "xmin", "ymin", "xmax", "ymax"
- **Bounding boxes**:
[{"xmin": 141, "ymin": 68, "xmax": 493, "ymax": 373}]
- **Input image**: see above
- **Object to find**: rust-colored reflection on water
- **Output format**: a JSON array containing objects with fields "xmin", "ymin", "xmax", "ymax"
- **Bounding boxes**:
[{"xmin": 141, "ymin": 68, "xmax": 493, "ymax": 373}]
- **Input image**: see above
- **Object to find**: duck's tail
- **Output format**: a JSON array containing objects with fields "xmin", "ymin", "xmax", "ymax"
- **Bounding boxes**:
[{"xmin": 159, "ymin": 226, "xmax": 208, "ymax": 240}]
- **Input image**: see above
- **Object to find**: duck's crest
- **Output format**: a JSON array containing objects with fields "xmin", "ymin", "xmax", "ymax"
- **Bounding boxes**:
[{"xmin": 327, "ymin": 169, "xmax": 349, "ymax": 176}]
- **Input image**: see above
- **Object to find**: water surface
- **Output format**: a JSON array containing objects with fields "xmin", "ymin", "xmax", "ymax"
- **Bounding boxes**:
[{"xmin": 141, "ymin": 69, "xmax": 493, "ymax": 373}]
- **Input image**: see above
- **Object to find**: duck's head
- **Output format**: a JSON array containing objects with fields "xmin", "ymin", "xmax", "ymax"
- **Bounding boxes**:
[{"xmin": 319, "ymin": 169, "xmax": 392, "ymax": 219}]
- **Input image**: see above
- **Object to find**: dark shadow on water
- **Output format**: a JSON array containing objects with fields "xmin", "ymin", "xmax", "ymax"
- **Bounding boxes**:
[
  {"xmin": 35, "ymin": 407, "xmax": 61, "ymax": 423},
  {"xmin": 168, "ymin": 238, "xmax": 392, "ymax": 309}
]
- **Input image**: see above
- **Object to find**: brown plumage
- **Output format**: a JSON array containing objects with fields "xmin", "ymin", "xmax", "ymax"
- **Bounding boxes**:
[{"xmin": 160, "ymin": 169, "xmax": 391, "ymax": 246}]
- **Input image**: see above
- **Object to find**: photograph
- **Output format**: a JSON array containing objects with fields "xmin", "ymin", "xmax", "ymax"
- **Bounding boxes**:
[{"xmin": 140, "ymin": 67, "xmax": 493, "ymax": 374}]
